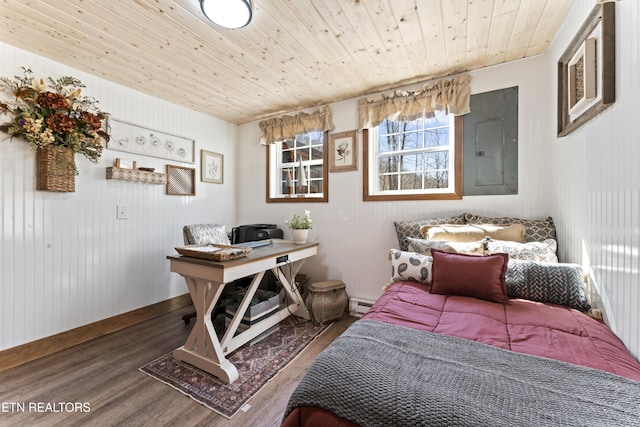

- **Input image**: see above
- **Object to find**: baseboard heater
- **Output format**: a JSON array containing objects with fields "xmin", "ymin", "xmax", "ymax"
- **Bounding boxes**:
[{"xmin": 349, "ymin": 298, "xmax": 375, "ymax": 317}]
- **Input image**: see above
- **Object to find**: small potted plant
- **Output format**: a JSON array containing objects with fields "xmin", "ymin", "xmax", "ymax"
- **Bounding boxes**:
[{"xmin": 285, "ymin": 210, "xmax": 312, "ymax": 244}]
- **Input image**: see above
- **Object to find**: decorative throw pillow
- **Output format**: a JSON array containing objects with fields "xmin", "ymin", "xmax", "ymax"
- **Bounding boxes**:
[
  {"xmin": 393, "ymin": 214, "xmax": 466, "ymax": 251},
  {"xmin": 420, "ymin": 223, "xmax": 525, "ymax": 243},
  {"xmin": 388, "ymin": 249, "xmax": 432, "ymax": 285},
  {"xmin": 475, "ymin": 223, "xmax": 526, "ymax": 243},
  {"xmin": 183, "ymin": 224, "xmax": 230, "ymax": 245},
  {"xmin": 430, "ymin": 250, "xmax": 509, "ymax": 303},
  {"xmin": 505, "ymin": 259, "xmax": 590, "ymax": 312},
  {"xmin": 420, "ymin": 224, "xmax": 486, "ymax": 242},
  {"xmin": 464, "ymin": 214, "xmax": 557, "ymax": 243},
  {"xmin": 407, "ymin": 237, "xmax": 486, "ymax": 256},
  {"xmin": 487, "ymin": 239, "xmax": 558, "ymax": 263}
]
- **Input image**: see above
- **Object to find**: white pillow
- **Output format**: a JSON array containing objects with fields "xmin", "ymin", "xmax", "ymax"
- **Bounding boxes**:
[
  {"xmin": 388, "ymin": 249, "xmax": 432, "ymax": 285},
  {"xmin": 405, "ymin": 237, "xmax": 558, "ymax": 263},
  {"xmin": 487, "ymin": 239, "xmax": 558, "ymax": 263},
  {"xmin": 406, "ymin": 237, "xmax": 486, "ymax": 256}
]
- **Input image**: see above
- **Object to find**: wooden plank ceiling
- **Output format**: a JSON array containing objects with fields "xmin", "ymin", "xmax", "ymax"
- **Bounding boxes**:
[{"xmin": 0, "ymin": 0, "xmax": 573, "ymax": 124}]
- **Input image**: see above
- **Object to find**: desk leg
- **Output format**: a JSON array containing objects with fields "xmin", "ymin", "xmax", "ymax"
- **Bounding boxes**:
[
  {"xmin": 173, "ymin": 277, "xmax": 239, "ymax": 384},
  {"xmin": 220, "ymin": 271, "xmax": 265, "ymax": 352},
  {"xmin": 273, "ymin": 260, "xmax": 311, "ymax": 320}
]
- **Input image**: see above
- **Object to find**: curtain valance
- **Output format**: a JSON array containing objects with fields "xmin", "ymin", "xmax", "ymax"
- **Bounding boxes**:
[
  {"xmin": 259, "ymin": 105, "xmax": 335, "ymax": 145},
  {"xmin": 357, "ymin": 74, "xmax": 471, "ymax": 129}
]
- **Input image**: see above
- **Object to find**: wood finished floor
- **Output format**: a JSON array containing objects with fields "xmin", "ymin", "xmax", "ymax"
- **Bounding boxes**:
[{"xmin": 0, "ymin": 305, "xmax": 356, "ymax": 427}]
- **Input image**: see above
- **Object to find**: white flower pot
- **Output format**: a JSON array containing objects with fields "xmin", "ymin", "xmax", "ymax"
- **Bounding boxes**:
[{"xmin": 291, "ymin": 229, "xmax": 309, "ymax": 244}]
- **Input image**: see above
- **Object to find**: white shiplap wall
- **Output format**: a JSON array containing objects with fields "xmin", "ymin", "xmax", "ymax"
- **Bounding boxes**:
[
  {"xmin": 546, "ymin": 0, "xmax": 640, "ymax": 358},
  {"xmin": 0, "ymin": 42, "xmax": 237, "ymax": 351}
]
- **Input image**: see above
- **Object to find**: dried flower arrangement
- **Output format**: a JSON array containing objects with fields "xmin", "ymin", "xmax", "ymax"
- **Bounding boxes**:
[{"xmin": 0, "ymin": 67, "xmax": 109, "ymax": 175}]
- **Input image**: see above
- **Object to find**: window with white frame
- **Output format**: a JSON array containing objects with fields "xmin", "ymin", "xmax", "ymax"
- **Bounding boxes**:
[
  {"xmin": 363, "ymin": 111, "xmax": 462, "ymax": 201},
  {"xmin": 267, "ymin": 131, "xmax": 328, "ymax": 202}
]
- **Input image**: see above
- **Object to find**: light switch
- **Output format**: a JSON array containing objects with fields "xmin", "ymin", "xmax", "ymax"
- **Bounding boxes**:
[{"xmin": 117, "ymin": 205, "xmax": 128, "ymax": 220}]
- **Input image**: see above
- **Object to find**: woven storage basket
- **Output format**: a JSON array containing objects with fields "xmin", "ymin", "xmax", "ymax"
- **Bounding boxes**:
[
  {"xmin": 37, "ymin": 145, "xmax": 75, "ymax": 192},
  {"xmin": 305, "ymin": 280, "xmax": 348, "ymax": 324}
]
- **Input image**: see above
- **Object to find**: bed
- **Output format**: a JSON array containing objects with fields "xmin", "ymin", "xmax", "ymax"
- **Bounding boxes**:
[{"xmin": 282, "ymin": 213, "xmax": 640, "ymax": 427}]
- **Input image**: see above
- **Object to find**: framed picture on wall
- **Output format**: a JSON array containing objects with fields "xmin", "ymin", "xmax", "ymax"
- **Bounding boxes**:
[
  {"xmin": 557, "ymin": 2, "xmax": 615, "ymax": 137},
  {"xmin": 166, "ymin": 165, "xmax": 196, "ymax": 196},
  {"xmin": 201, "ymin": 150, "xmax": 223, "ymax": 184},
  {"xmin": 329, "ymin": 130, "xmax": 358, "ymax": 172},
  {"xmin": 107, "ymin": 118, "xmax": 196, "ymax": 163}
]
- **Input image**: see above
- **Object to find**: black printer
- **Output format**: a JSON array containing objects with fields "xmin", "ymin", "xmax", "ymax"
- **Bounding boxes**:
[{"xmin": 231, "ymin": 224, "xmax": 283, "ymax": 244}]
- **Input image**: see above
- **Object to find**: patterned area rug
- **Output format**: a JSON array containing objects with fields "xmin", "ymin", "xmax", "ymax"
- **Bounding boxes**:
[{"xmin": 139, "ymin": 317, "xmax": 329, "ymax": 418}]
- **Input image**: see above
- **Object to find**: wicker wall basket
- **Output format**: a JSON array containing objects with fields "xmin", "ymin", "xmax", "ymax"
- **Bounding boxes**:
[{"xmin": 36, "ymin": 145, "xmax": 76, "ymax": 192}]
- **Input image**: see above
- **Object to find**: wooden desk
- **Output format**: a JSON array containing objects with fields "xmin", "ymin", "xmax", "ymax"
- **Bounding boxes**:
[{"xmin": 167, "ymin": 239, "xmax": 318, "ymax": 383}]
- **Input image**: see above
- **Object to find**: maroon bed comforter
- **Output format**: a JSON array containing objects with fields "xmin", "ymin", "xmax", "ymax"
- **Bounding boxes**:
[{"xmin": 282, "ymin": 281, "xmax": 640, "ymax": 427}]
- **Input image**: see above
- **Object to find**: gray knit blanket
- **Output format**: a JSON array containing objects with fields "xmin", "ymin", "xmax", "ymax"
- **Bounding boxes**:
[{"xmin": 285, "ymin": 320, "xmax": 640, "ymax": 427}]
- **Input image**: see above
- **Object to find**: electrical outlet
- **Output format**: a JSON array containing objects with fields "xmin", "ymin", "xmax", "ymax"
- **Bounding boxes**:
[
  {"xmin": 116, "ymin": 205, "xmax": 128, "ymax": 220},
  {"xmin": 276, "ymin": 255, "xmax": 288, "ymax": 263}
]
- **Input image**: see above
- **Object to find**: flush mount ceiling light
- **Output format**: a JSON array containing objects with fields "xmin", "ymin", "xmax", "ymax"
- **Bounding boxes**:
[{"xmin": 200, "ymin": 0, "xmax": 252, "ymax": 29}]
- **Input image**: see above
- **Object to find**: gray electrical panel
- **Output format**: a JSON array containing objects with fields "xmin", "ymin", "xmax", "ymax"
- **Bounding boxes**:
[{"xmin": 463, "ymin": 87, "xmax": 518, "ymax": 196}]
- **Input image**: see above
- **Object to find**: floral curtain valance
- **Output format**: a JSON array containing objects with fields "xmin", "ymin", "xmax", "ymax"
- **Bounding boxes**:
[
  {"xmin": 357, "ymin": 74, "xmax": 472, "ymax": 129},
  {"xmin": 259, "ymin": 105, "xmax": 335, "ymax": 145}
]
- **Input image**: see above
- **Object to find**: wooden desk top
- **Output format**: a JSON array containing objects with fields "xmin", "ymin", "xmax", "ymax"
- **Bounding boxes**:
[{"xmin": 167, "ymin": 239, "xmax": 319, "ymax": 269}]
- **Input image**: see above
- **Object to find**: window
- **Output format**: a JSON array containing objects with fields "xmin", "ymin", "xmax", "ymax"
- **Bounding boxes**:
[
  {"xmin": 267, "ymin": 131, "xmax": 328, "ymax": 202},
  {"xmin": 363, "ymin": 112, "xmax": 462, "ymax": 201}
]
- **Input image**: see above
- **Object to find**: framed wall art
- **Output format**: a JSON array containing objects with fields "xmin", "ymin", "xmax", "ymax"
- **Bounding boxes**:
[
  {"xmin": 107, "ymin": 118, "xmax": 196, "ymax": 163},
  {"xmin": 201, "ymin": 150, "xmax": 223, "ymax": 184},
  {"xmin": 329, "ymin": 130, "xmax": 358, "ymax": 172},
  {"xmin": 166, "ymin": 165, "xmax": 196, "ymax": 196},
  {"xmin": 115, "ymin": 158, "xmax": 134, "ymax": 169},
  {"xmin": 557, "ymin": 2, "xmax": 615, "ymax": 137}
]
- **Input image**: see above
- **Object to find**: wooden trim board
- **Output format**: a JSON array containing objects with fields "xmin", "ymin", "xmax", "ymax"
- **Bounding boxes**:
[{"xmin": 0, "ymin": 294, "xmax": 192, "ymax": 373}]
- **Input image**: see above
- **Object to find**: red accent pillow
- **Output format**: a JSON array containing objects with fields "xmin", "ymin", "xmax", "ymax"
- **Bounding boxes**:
[{"xmin": 430, "ymin": 250, "xmax": 509, "ymax": 303}]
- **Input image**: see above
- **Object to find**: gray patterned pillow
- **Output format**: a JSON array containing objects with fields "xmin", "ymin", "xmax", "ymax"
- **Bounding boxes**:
[
  {"xmin": 388, "ymin": 249, "xmax": 432, "ymax": 284},
  {"xmin": 465, "ymin": 214, "xmax": 557, "ymax": 243},
  {"xmin": 394, "ymin": 214, "xmax": 466, "ymax": 251},
  {"xmin": 505, "ymin": 259, "xmax": 590, "ymax": 311}
]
